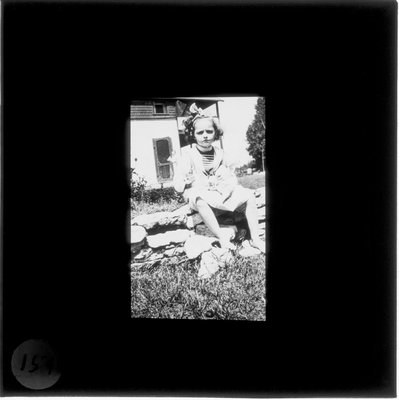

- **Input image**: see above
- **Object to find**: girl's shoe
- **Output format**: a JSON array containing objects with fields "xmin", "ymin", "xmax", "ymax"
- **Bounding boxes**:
[
  {"xmin": 238, "ymin": 240, "xmax": 261, "ymax": 257},
  {"xmin": 250, "ymin": 238, "xmax": 266, "ymax": 254}
]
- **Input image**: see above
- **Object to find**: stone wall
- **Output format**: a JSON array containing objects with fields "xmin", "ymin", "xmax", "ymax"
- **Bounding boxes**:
[{"xmin": 131, "ymin": 187, "xmax": 266, "ymax": 277}]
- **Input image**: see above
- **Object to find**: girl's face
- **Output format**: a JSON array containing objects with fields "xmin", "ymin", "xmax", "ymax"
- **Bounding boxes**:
[{"xmin": 193, "ymin": 118, "xmax": 216, "ymax": 151}]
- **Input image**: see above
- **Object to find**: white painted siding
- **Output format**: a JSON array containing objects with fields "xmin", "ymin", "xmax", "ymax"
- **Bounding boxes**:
[{"xmin": 131, "ymin": 119, "xmax": 180, "ymax": 188}]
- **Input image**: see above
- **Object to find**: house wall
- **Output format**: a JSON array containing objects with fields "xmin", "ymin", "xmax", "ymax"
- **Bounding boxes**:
[
  {"xmin": 131, "ymin": 101, "xmax": 177, "ymax": 119},
  {"xmin": 131, "ymin": 119, "xmax": 181, "ymax": 188}
]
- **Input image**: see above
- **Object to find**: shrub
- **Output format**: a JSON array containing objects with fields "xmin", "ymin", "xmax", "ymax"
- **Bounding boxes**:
[
  {"xmin": 234, "ymin": 167, "xmax": 246, "ymax": 177},
  {"xmin": 144, "ymin": 187, "xmax": 184, "ymax": 204},
  {"xmin": 130, "ymin": 168, "xmax": 147, "ymax": 202},
  {"xmin": 130, "ymin": 168, "xmax": 186, "ymax": 208}
]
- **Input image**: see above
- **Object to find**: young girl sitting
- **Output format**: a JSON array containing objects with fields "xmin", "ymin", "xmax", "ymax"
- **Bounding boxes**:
[{"xmin": 173, "ymin": 104, "xmax": 265, "ymax": 253}]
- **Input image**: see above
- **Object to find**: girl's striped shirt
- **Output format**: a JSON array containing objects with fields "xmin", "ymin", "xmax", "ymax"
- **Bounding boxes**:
[{"xmin": 196, "ymin": 147, "xmax": 215, "ymax": 173}]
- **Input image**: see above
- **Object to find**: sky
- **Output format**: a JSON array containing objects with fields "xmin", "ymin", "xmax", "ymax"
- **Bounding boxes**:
[{"xmin": 217, "ymin": 97, "xmax": 258, "ymax": 167}]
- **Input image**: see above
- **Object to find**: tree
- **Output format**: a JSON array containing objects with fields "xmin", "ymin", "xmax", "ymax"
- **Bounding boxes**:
[{"xmin": 246, "ymin": 97, "xmax": 266, "ymax": 171}]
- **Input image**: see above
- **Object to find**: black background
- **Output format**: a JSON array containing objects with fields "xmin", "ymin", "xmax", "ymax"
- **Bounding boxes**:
[{"xmin": 2, "ymin": 0, "xmax": 396, "ymax": 396}]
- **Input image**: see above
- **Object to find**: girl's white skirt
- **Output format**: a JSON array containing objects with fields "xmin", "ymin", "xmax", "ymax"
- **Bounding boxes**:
[{"xmin": 185, "ymin": 185, "xmax": 252, "ymax": 213}]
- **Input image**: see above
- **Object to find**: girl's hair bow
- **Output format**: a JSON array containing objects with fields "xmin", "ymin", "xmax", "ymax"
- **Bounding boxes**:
[
  {"xmin": 187, "ymin": 103, "xmax": 207, "ymax": 124},
  {"xmin": 183, "ymin": 103, "xmax": 207, "ymax": 130},
  {"xmin": 189, "ymin": 102, "xmax": 205, "ymax": 116}
]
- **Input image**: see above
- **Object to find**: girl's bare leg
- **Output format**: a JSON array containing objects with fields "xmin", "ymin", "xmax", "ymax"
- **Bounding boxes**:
[
  {"xmin": 195, "ymin": 198, "xmax": 235, "ymax": 250},
  {"xmin": 244, "ymin": 192, "xmax": 265, "ymax": 253}
]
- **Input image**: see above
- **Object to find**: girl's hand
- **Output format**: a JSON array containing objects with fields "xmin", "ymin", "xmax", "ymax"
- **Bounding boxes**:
[
  {"xmin": 208, "ymin": 175, "xmax": 218, "ymax": 190},
  {"xmin": 184, "ymin": 173, "xmax": 195, "ymax": 185}
]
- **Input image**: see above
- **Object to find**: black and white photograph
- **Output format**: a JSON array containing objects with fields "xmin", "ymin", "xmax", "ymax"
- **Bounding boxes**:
[
  {"xmin": 130, "ymin": 97, "xmax": 267, "ymax": 320},
  {"xmin": 2, "ymin": 0, "xmax": 396, "ymax": 396}
]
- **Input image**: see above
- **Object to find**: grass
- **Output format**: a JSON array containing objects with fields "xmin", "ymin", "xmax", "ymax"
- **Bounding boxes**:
[
  {"xmin": 130, "ymin": 172, "xmax": 266, "ymax": 321},
  {"xmin": 131, "ymin": 253, "xmax": 265, "ymax": 320},
  {"xmin": 237, "ymin": 171, "xmax": 266, "ymax": 190}
]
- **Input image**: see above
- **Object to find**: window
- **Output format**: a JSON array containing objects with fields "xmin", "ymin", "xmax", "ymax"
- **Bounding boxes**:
[
  {"xmin": 154, "ymin": 103, "xmax": 166, "ymax": 114},
  {"xmin": 153, "ymin": 137, "xmax": 173, "ymax": 182}
]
